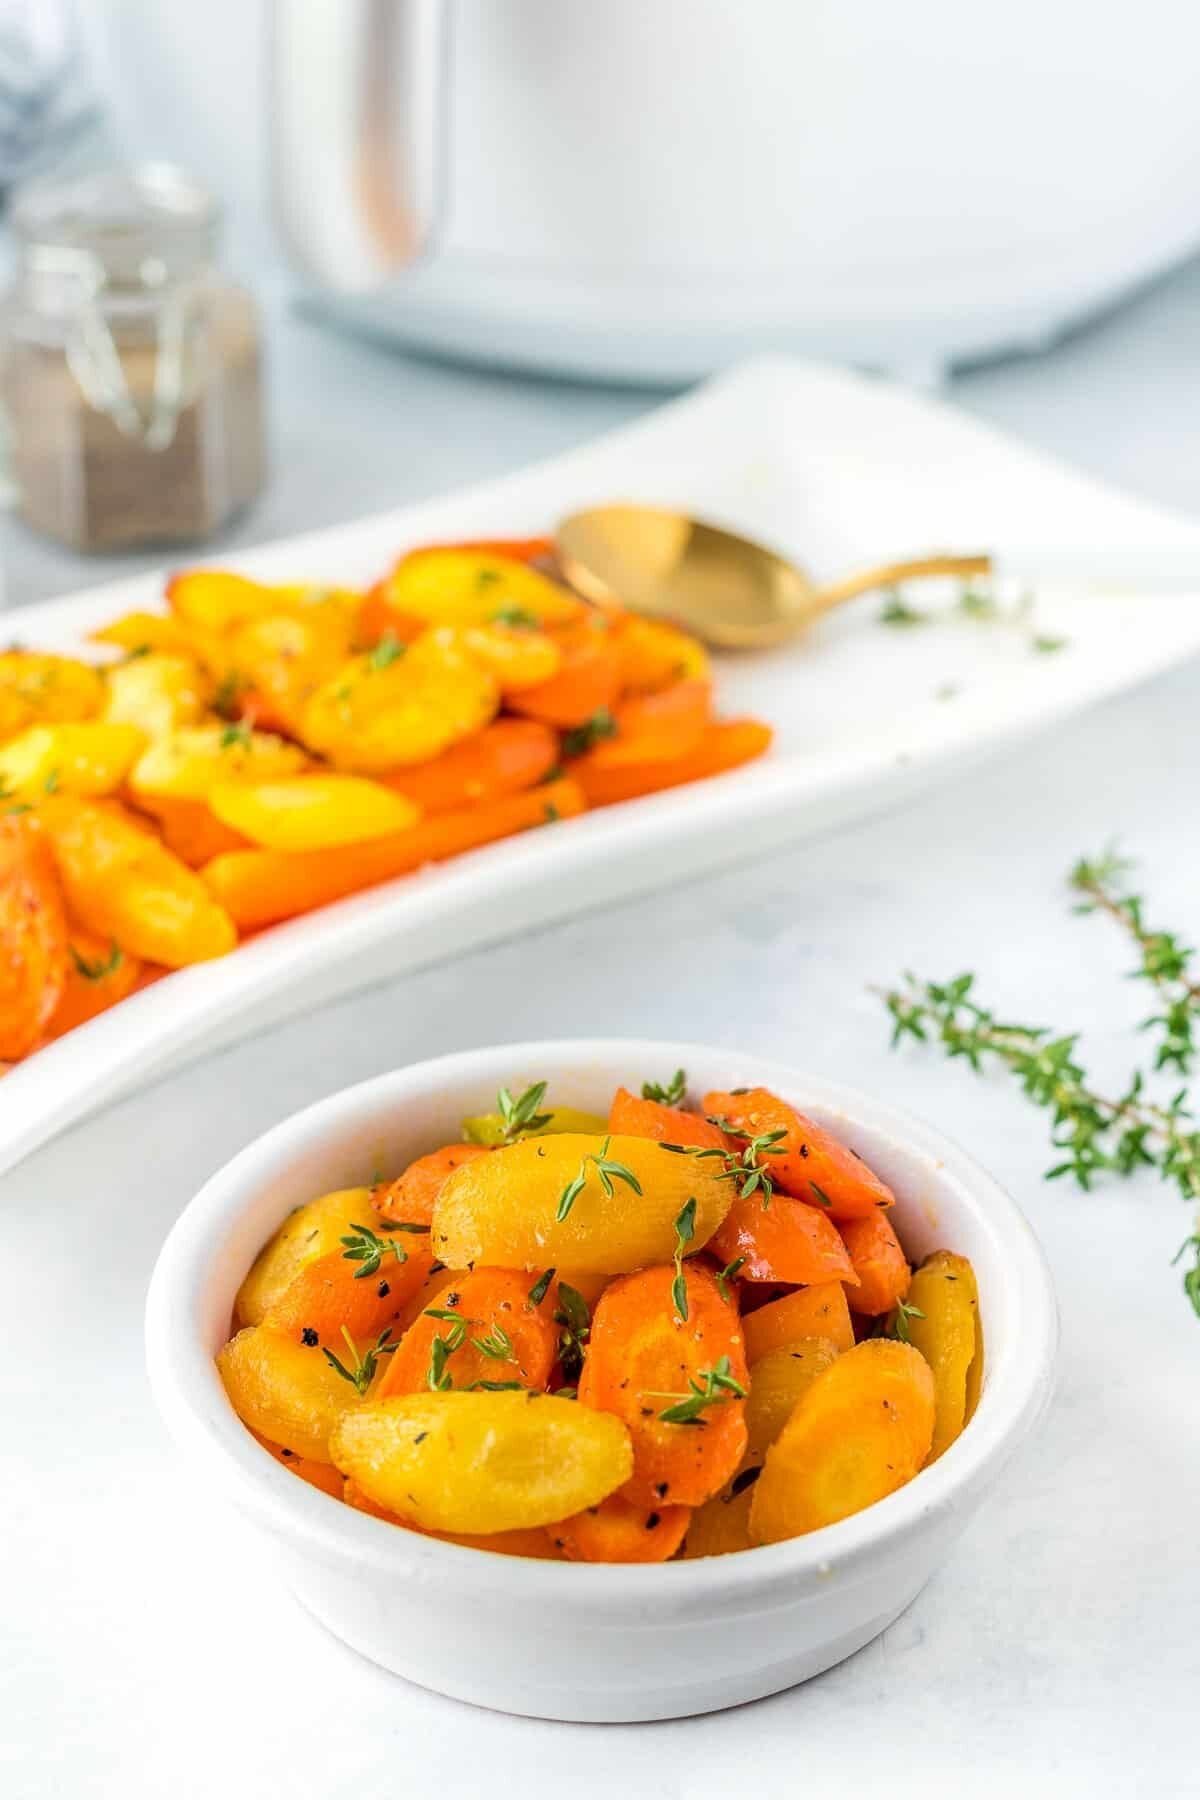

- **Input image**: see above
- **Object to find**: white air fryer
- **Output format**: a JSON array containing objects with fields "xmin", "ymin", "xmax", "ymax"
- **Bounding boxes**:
[{"xmin": 82, "ymin": 0, "xmax": 1200, "ymax": 385}]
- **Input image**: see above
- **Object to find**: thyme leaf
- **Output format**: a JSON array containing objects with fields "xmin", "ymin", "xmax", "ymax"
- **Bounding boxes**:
[
  {"xmin": 556, "ymin": 1135, "xmax": 643, "ymax": 1222},
  {"xmin": 641, "ymin": 1068, "xmax": 687, "ymax": 1106}
]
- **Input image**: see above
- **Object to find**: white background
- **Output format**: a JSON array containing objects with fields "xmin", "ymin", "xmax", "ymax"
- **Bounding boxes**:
[{"xmin": 3, "ymin": 268, "xmax": 1200, "ymax": 1796}]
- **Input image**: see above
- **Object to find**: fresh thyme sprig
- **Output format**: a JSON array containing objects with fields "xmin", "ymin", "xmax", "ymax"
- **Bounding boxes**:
[
  {"xmin": 561, "ymin": 708, "xmax": 617, "ymax": 758},
  {"xmin": 642, "ymin": 1068, "xmax": 687, "ymax": 1106},
  {"xmin": 424, "ymin": 1307, "xmax": 471, "ymax": 1391},
  {"xmin": 890, "ymin": 1295, "xmax": 926, "ymax": 1344},
  {"xmin": 879, "ymin": 965, "xmax": 1200, "ymax": 1317},
  {"xmin": 647, "ymin": 1356, "xmax": 747, "ymax": 1425},
  {"xmin": 340, "ymin": 1220, "xmax": 411, "ymax": 1279},
  {"xmin": 496, "ymin": 1080, "xmax": 551, "ymax": 1140},
  {"xmin": 1070, "ymin": 847, "xmax": 1200, "ymax": 1075},
  {"xmin": 69, "ymin": 940, "xmax": 123, "ymax": 982},
  {"xmin": 553, "ymin": 1282, "xmax": 590, "ymax": 1384},
  {"xmin": 660, "ymin": 1127, "xmax": 787, "ymax": 1208},
  {"xmin": 671, "ymin": 1198, "xmax": 697, "ymax": 1321},
  {"xmin": 715, "ymin": 1256, "xmax": 746, "ymax": 1304},
  {"xmin": 490, "ymin": 605, "xmax": 540, "ymax": 630},
  {"xmin": 367, "ymin": 632, "xmax": 405, "ymax": 670},
  {"xmin": 323, "ymin": 1325, "xmax": 396, "ymax": 1394},
  {"xmin": 557, "ymin": 1135, "xmax": 643, "ymax": 1222},
  {"xmin": 474, "ymin": 1323, "xmax": 515, "ymax": 1362}
]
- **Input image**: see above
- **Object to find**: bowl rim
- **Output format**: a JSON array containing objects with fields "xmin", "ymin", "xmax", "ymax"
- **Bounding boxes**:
[{"xmin": 145, "ymin": 1037, "xmax": 1058, "ymax": 1617}]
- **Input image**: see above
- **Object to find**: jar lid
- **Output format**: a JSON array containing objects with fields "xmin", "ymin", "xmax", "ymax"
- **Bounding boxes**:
[{"xmin": 11, "ymin": 162, "xmax": 219, "ymax": 286}]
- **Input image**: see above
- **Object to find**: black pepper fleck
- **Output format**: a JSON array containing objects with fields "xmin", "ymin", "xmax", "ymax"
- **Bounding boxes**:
[
  {"xmin": 377, "ymin": 1280, "xmax": 390, "ymax": 1297},
  {"xmin": 300, "ymin": 1327, "xmax": 319, "ymax": 1347},
  {"xmin": 645, "ymin": 1512, "xmax": 661, "ymax": 1530}
]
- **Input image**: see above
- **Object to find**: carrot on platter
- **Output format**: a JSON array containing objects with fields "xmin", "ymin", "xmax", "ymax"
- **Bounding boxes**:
[
  {"xmin": 573, "ymin": 719, "xmax": 771, "ymax": 808},
  {"xmin": 708, "ymin": 1190, "xmax": 858, "ymax": 1287},
  {"xmin": 549, "ymin": 1492, "xmax": 691, "ymax": 1564},
  {"xmin": 201, "ymin": 776, "xmax": 585, "ymax": 929},
  {"xmin": 838, "ymin": 1210, "xmax": 912, "ymax": 1317},
  {"xmin": 381, "ymin": 718, "xmax": 558, "ymax": 815}
]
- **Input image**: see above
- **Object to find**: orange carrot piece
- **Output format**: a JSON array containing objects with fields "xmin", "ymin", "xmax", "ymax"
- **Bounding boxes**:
[
  {"xmin": 703, "ymin": 1087, "xmax": 895, "ymax": 1222},
  {"xmin": 42, "ymin": 926, "xmax": 141, "ymax": 1042},
  {"xmin": 839, "ymin": 1211, "xmax": 912, "ymax": 1317},
  {"xmin": 373, "ymin": 1267, "xmax": 559, "ymax": 1401},
  {"xmin": 0, "ymin": 815, "xmax": 68, "ymax": 1060},
  {"xmin": 587, "ymin": 679, "xmax": 711, "ymax": 767},
  {"xmin": 344, "ymin": 1480, "xmax": 563, "ymax": 1557},
  {"xmin": 573, "ymin": 719, "xmax": 771, "ymax": 808},
  {"xmin": 373, "ymin": 1143, "xmax": 491, "ymax": 1226},
  {"xmin": 132, "ymin": 793, "xmax": 250, "ymax": 867},
  {"xmin": 708, "ymin": 1191, "xmax": 858, "ymax": 1287},
  {"xmin": 263, "ymin": 1243, "xmax": 430, "ymax": 1347},
  {"xmin": 254, "ymin": 1433, "xmax": 346, "ymax": 1499},
  {"xmin": 381, "ymin": 718, "xmax": 558, "ymax": 815},
  {"xmin": 407, "ymin": 537, "xmax": 553, "ymax": 565},
  {"xmin": 742, "ymin": 1282, "xmax": 856, "ymax": 1361},
  {"xmin": 201, "ymin": 775, "xmax": 585, "ymax": 930},
  {"xmin": 607, "ymin": 1086, "xmax": 730, "ymax": 1150},
  {"xmin": 507, "ymin": 624, "xmax": 623, "ymax": 729},
  {"xmin": 549, "ymin": 1493, "xmax": 690, "ymax": 1564},
  {"xmin": 578, "ymin": 1263, "xmax": 748, "ymax": 1508}
]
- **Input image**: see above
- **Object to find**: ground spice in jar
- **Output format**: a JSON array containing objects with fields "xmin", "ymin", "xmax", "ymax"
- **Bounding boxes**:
[{"xmin": 1, "ymin": 163, "xmax": 266, "ymax": 552}]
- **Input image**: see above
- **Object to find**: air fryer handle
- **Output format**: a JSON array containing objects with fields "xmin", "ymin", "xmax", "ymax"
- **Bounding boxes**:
[{"xmin": 269, "ymin": 0, "xmax": 447, "ymax": 293}]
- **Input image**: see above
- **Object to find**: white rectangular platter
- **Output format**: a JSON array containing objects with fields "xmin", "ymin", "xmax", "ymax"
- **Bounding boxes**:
[{"xmin": 5, "ymin": 354, "xmax": 1200, "ymax": 1173}]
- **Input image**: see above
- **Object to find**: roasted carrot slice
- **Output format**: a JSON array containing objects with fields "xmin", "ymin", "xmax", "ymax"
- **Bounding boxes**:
[
  {"xmin": 549, "ymin": 1492, "xmax": 690, "ymax": 1564},
  {"xmin": 708, "ymin": 1190, "xmax": 857, "ymax": 1287},
  {"xmin": 373, "ymin": 1266, "xmax": 559, "ymax": 1401},
  {"xmin": 587, "ymin": 679, "xmax": 710, "ymax": 767},
  {"xmin": 344, "ymin": 1479, "xmax": 564, "ymax": 1557},
  {"xmin": 0, "ymin": 814, "xmax": 68, "ymax": 1059},
  {"xmin": 742, "ymin": 1282, "xmax": 856, "ymax": 1361},
  {"xmin": 578, "ymin": 1263, "xmax": 748, "ymax": 1509},
  {"xmin": 373, "ymin": 1143, "xmax": 491, "ymax": 1226},
  {"xmin": 749, "ymin": 1340, "xmax": 935, "ymax": 1543},
  {"xmin": 703, "ymin": 1087, "xmax": 894, "ymax": 1221},
  {"xmin": 263, "ymin": 1241, "xmax": 430, "ymax": 1347},
  {"xmin": 573, "ymin": 718, "xmax": 771, "ymax": 808},
  {"xmin": 254, "ymin": 1433, "xmax": 346, "ymax": 1499},
  {"xmin": 681, "ymin": 1484, "xmax": 755, "ymax": 1558},
  {"xmin": 380, "ymin": 718, "xmax": 558, "ymax": 815},
  {"xmin": 608, "ymin": 1086, "xmax": 730, "ymax": 1150},
  {"xmin": 839, "ymin": 1211, "xmax": 911, "ymax": 1317},
  {"xmin": 42, "ymin": 926, "xmax": 141, "ymax": 1042},
  {"xmin": 507, "ymin": 621, "xmax": 623, "ymax": 729},
  {"xmin": 132, "ymin": 793, "xmax": 250, "ymax": 867},
  {"xmin": 201, "ymin": 775, "xmax": 585, "ymax": 929}
]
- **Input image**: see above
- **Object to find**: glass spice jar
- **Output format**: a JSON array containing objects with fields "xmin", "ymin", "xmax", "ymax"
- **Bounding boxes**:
[{"xmin": 0, "ymin": 162, "xmax": 266, "ymax": 552}]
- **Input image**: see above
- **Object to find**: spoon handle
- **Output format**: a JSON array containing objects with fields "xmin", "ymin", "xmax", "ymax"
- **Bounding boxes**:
[{"xmin": 816, "ymin": 546, "xmax": 1200, "ymax": 613}]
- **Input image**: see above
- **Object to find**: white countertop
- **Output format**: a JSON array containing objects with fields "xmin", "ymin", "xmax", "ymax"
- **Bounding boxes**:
[{"xmin": 3, "ymin": 271, "xmax": 1199, "ymax": 1799}]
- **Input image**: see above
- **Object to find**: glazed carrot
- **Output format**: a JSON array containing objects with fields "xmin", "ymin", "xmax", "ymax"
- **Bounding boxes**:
[
  {"xmin": 749, "ymin": 1340, "xmax": 936, "ymax": 1543},
  {"xmin": 132, "ymin": 793, "xmax": 250, "ymax": 867},
  {"xmin": 407, "ymin": 537, "xmax": 553, "ymax": 565},
  {"xmin": 42, "ymin": 926, "xmax": 142, "ymax": 1042},
  {"xmin": 201, "ymin": 775, "xmax": 585, "ymax": 930},
  {"xmin": 344, "ymin": 1479, "xmax": 563, "ymax": 1557},
  {"xmin": 380, "ymin": 718, "xmax": 558, "ymax": 815},
  {"xmin": 507, "ymin": 623, "xmax": 623, "ymax": 729},
  {"xmin": 0, "ymin": 814, "xmax": 68, "ymax": 1059},
  {"xmin": 549, "ymin": 1493, "xmax": 690, "ymax": 1564},
  {"xmin": 703, "ymin": 1087, "xmax": 894, "ymax": 1222},
  {"xmin": 573, "ymin": 719, "xmax": 772, "ymax": 808},
  {"xmin": 709, "ymin": 1191, "xmax": 858, "ymax": 1287},
  {"xmin": 578, "ymin": 1263, "xmax": 748, "ymax": 1509},
  {"xmin": 254, "ymin": 1432, "xmax": 346, "ymax": 1499},
  {"xmin": 263, "ymin": 1242, "xmax": 431, "ymax": 1346},
  {"xmin": 741, "ymin": 1282, "xmax": 856, "ymax": 1361},
  {"xmin": 373, "ymin": 1266, "xmax": 559, "ymax": 1401},
  {"xmin": 838, "ymin": 1210, "xmax": 911, "ymax": 1317},
  {"xmin": 607, "ymin": 1086, "xmax": 730, "ymax": 1150},
  {"xmin": 374, "ymin": 1144, "xmax": 491, "ymax": 1226},
  {"xmin": 587, "ymin": 679, "xmax": 710, "ymax": 767}
]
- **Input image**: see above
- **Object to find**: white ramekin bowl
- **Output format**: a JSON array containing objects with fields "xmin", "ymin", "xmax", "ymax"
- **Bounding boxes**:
[{"xmin": 145, "ymin": 1039, "xmax": 1057, "ymax": 1722}]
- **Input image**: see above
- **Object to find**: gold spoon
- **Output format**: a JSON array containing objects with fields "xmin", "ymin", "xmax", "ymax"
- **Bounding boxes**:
[{"xmin": 556, "ymin": 503, "xmax": 993, "ymax": 648}]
